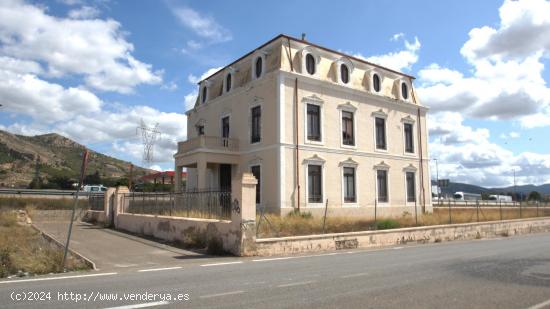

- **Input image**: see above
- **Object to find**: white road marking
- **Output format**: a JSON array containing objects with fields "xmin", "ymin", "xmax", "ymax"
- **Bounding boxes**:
[
  {"xmin": 340, "ymin": 272, "xmax": 369, "ymax": 279},
  {"xmin": 277, "ymin": 280, "xmax": 316, "ymax": 288},
  {"xmin": 393, "ymin": 247, "xmax": 404, "ymax": 250},
  {"xmin": 0, "ymin": 272, "xmax": 117, "ymax": 284},
  {"xmin": 199, "ymin": 290, "xmax": 244, "ymax": 298},
  {"xmin": 137, "ymin": 266, "xmax": 182, "ymax": 272},
  {"xmin": 527, "ymin": 298, "xmax": 550, "ymax": 309},
  {"xmin": 200, "ymin": 261, "xmax": 243, "ymax": 267},
  {"xmin": 252, "ymin": 256, "xmax": 300, "ymax": 262},
  {"xmin": 103, "ymin": 301, "xmax": 170, "ymax": 309}
]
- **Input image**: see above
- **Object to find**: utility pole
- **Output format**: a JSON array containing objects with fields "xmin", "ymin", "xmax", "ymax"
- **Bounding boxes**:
[
  {"xmin": 128, "ymin": 163, "xmax": 133, "ymax": 191},
  {"xmin": 434, "ymin": 158, "xmax": 440, "ymax": 205},
  {"xmin": 513, "ymin": 168, "xmax": 517, "ymax": 204},
  {"xmin": 62, "ymin": 149, "xmax": 89, "ymax": 270}
]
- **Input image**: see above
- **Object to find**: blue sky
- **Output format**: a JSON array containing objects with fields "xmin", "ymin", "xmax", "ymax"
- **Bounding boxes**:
[{"xmin": 0, "ymin": 0, "xmax": 549, "ymax": 187}]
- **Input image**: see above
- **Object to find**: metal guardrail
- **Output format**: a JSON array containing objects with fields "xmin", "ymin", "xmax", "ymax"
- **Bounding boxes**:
[{"xmin": 0, "ymin": 188, "xmax": 96, "ymax": 197}]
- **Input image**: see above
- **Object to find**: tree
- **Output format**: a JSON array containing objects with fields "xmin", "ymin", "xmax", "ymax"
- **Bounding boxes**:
[
  {"xmin": 527, "ymin": 191, "xmax": 542, "ymax": 201},
  {"xmin": 84, "ymin": 170, "xmax": 102, "ymax": 185},
  {"xmin": 28, "ymin": 177, "xmax": 43, "ymax": 189}
]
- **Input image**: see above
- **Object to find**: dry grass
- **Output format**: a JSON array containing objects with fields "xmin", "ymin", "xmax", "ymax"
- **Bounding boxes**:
[
  {"xmin": 256, "ymin": 207, "xmax": 550, "ymax": 238},
  {"xmin": 0, "ymin": 211, "xmax": 89, "ymax": 278},
  {"xmin": 0, "ymin": 197, "xmax": 89, "ymax": 211}
]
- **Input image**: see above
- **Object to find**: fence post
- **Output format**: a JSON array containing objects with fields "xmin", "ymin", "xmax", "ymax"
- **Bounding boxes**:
[
  {"xmin": 113, "ymin": 186, "xmax": 129, "ymax": 229},
  {"xmin": 448, "ymin": 199, "xmax": 452, "ymax": 224},
  {"xmin": 476, "ymin": 200, "xmax": 479, "ymax": 222},
  {"xmin": 499, "ymin": 199, "xmax": 503, "ymax": 221},
  {"xmin": 322, "ymin": 199, "xmax": 329, "ymax": 234},
  {"xmin": 374, "ymin": 198, "xmax": 378, "ymax": 230},
  {"xmin": 231, "ymin": 173, "xmax": 258, "ymax": 256},
  {"xmin": 519, "ymin": 200, "xmax": 522, "ymax": 219}
]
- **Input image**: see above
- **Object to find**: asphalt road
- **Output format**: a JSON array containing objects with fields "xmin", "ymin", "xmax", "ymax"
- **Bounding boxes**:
[{"xmin": 1, "ymin": 233, "xmax": 550, "ymax": 309}]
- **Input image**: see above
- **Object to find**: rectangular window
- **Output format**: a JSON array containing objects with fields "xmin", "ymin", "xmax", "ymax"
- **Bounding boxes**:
[
  {"xmin": 377, "ymin": 170, "xmax": 388, "ymax": 203},
  {"xmin": 308, "ymin": 165, "xmax": 322, "ymax": 203},
  {"xmin": 251, "ymin": 165, "xmax": 261, "ymax": 204},
  {"xmin": 404, "ymin": 123, "xmax": 414, "ymax": 153},
  {"xmin": 342, "ymin": 111, "xmax": 354, "ymax": 146},
  {"xmin": 221, "ymin": 116, "xmax": 230, "ymax": 147},
  {"xmin": 406, "ymin": 172, "xmax": 416, "ymax": 203},
  {"xmin": 307, "ymin": 104, "xmax": 321, "ymax": 141},
  {"xmin": 375, "ymin": 117, "xmax": 386, "ymax": 150},
  {"xmin": 251, "ymin": 106, "xmax": 261, "ymax": 143},
  {"xmin": 196, "ymin": 125, "xmax": 204, "ymax": 136},
  {"xmin": 343, "ymin": 167, "xmax": 356, "ymax": 203}
]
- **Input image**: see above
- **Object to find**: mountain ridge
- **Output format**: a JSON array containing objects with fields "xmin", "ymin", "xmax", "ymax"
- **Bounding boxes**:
[{"xmin": 0, "ymin": 129, "xmax": 152, "ymax": 188}]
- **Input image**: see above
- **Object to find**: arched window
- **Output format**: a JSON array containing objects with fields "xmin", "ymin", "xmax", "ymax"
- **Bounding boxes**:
[
  {"xmin": 225, "ymin": 73, "xmax": 232, "ymax": 92},
  {"xmin": 306, "ymin": 53, "xmax": 315, "ymax": 75},
  {"xmin": 373, "ymin": 74, "xmax": 381, "ymax": 92},
  {"xmin": 401, "ymin": 82, "xmax": 409, "ymax": 100},
  {"xmin": 340, "ymin": 64, "xmax": 349, "ymax": 84},
  {"xmin": 255, "ymin": 57, "xmax": 263, "ymax": 78},
  {"xmin": 201, "ymin": 86, "xmax": 207, "ymax": 103}
]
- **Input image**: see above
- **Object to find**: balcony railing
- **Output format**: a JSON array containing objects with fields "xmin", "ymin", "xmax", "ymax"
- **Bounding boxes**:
[{"xmin": 177, "ymin": 136, "xmax": 239, "ymax": 154}]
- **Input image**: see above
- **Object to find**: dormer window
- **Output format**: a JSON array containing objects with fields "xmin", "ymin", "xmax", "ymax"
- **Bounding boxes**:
[
  {"xmin": 255, "ymin": 57, "xmax": 263, "ymax": 78},
  {"xmin": 252, "ymin": 52, "xmax": 266, "ymax": 80},
  {"xmin": 306, "ymin": 53, "xmax": 316, "ymax": 75},
  {"xmin": 373, "ymin": 73, "xmax": 381, "ymax": 92},
  {"xmin": 225, "ymin": 73, "xmax": 232, "ymax": 93},
  {"xmin": 401, "ymin": 82, "xmax": 409, "ymax": 100},
  {"xmin": 201, "ymin": 86, "xmax": 208, "ymax": 104},
  {"xmin": 340, "ymin": 64, "xmax": 350, "ymax": 84}
]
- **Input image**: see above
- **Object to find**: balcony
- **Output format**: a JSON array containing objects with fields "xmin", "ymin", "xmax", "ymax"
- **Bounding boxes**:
[{"xmin": 177, "ymin": 136, "xmax": 239, "ymax": 154}]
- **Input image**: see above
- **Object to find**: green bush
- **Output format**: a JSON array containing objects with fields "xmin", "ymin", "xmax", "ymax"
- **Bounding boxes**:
[{"xmin": 374, "ymin": 219, "xmax": 400, "ymax": 230}]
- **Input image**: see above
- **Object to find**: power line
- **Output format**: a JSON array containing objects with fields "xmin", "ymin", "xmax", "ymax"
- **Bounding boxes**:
[{"xmin": 136, "ymin": 119, "xmax": 161, "ymax": 168}]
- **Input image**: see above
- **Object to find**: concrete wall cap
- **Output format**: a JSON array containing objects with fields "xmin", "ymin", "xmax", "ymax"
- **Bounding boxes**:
[{"xmin": 242, "ymin": 172, "xmax": 259, "ymax": 185}]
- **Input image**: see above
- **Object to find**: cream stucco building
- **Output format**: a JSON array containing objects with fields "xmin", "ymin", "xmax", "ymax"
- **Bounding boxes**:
[{"xmin": 175, "ymin": 34, "xmax": 432, "ymax": 217}]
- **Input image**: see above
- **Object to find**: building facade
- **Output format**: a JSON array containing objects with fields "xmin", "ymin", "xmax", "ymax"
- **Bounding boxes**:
[{"xmin": 175, "ymin": 34, "xmax": 432, "ymax": 216}]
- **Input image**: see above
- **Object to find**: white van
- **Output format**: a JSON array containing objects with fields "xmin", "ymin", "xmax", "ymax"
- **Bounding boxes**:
[{"xmin": 83, "ymin": 185, "xmax": 107, "ymax": 192}]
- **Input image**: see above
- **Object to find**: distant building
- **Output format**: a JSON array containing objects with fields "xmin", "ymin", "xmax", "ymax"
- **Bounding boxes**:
[
  {"xmin": 139, "ymin": 171, "xmax": 187, "ymax": 187},
  {"xmin": 174, "ymin": 34, "xmax": 432, "ymax": 216}
]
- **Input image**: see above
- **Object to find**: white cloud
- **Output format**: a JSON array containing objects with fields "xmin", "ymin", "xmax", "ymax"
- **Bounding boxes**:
[
  {"xmin": 172, "ymin": 6, "xmax": 232, "ymax": 48},
  {"xmin": 161, "ymin": 81, "xmax": 178, "ymax": 91},
  {"xmin": 500, "ymin": 131, "xmax": 520, "ymax": 139},
  {"xmin": 187, "ymin": 66, "xmax": 222, "ymax": 84},
  {"xmin": 428, "ymin": 112, "xmax": 550, "ymax": 186},
  {"xmin": 417, "ymin": 0, "xmax": 550, "ymax": 124},
  {"xmin": 184, "ymin": 90, "xmax": 198, "ymax": 111},
  {"xmin": 68, "ymin": 6, "xmax": 100, "ymax": 19},
  {"xmin": 0, "ymin": 69, "xmax": 102, "ymax": 122},
  {"xmin": 461, "ymin": 0, "xmax": 550, "ymax": 61},
  {"xmin": 354, "ymin": 36, "xmax": 420, "ymax": 72},
  {"xmin": 0, "ymin": 0, "xmax": 162, "ymax": 94}
]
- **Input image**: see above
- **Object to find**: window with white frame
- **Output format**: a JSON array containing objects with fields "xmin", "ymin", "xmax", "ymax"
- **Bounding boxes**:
[
  {"xmin": 250, "ymin": 105, "xmax": 261, "ymax": 143},
  {"xmin": 308, "ymin": 164, "xmax": 323, "ymax": 203},
  {"xmin": 343, "ymin": 167, "xmax": 356, "ymax": 203},
  {"xmin": 404, "ymin": 122, "xmax": 414, "ymax": 153},
  {"xmin": 342, "ymin": 111, "xmax": 355, "ymax": 146},
  {"xmin": 375, "ymin": 117, "xmax": 386, "ymax": 150},
  {"xmin": 307, "ymin": 104, "xmax": 321, "ymax": 141},
  {"xmin": 377, "ymin": 169, "xmax": 388, "ymax": 203},
  {"xmin": 406, "ymin": 171, "xmax": 416, "ymax": 203}
]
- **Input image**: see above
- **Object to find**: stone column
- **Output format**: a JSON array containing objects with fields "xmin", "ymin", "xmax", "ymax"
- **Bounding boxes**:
[
  {"xmin": 231, "ymin": 173, "xmax": 257, "ymax": 256},
  {"xmin": 174, "ymin": 164, "xmax": 183, "ymax": 193},
  {"xmin": 103, "ymin": 187, "xmax": 116, "ymax": 227},
  {"xmin": 197, "ymin": 159, "xmax": 208, "ymax": 190},
  {"xmin": 113, "ymin": 186, "xmax": 129, "ymax": 229}
]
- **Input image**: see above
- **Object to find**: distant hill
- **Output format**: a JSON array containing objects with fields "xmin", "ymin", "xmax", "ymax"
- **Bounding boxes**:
[
  {"xmin": 0, "ymin": 130, "xmax": 152, "ymax": 188},
  {"xmin": 432, "ymin": 181, "xmax": 550, "ymax": 196}
]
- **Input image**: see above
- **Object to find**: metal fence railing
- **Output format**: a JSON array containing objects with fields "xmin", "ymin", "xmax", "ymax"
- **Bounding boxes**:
[
  {"xmin": 123, "ymin": 190, "xmax": 232, "ymax": 220},
  {"xmin": 88, "ymin": 193, "xmax": 105, "ymax": 211}
]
